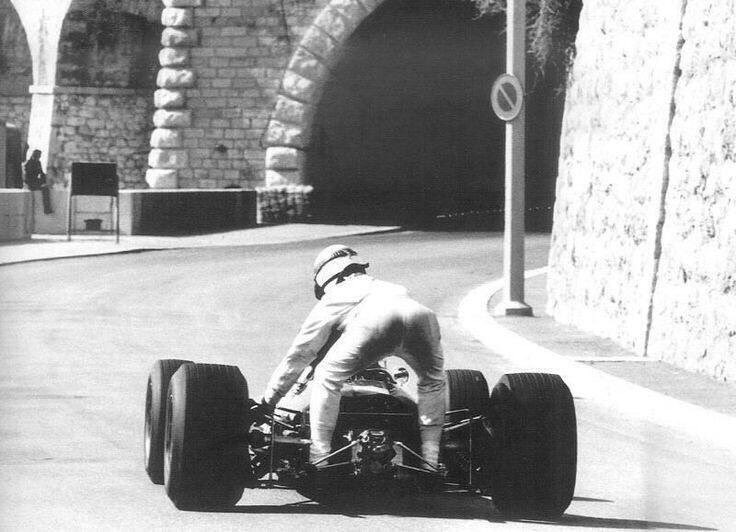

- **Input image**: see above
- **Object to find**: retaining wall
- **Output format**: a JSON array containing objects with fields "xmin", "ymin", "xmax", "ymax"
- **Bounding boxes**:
[
  {"xmin": 548, "ymin": 0, "xmax": 736, "ymax": 381},
  {"xmin": 0, "ymin": 189, "xmax": 32, "ymax": 240},
  {"xmin": 28, "ymin": 188, "xmax": 257, "ymax": 235},
  {"xmin": 646, "ymin": 0, "xmax": 736, "ymax": 381}
]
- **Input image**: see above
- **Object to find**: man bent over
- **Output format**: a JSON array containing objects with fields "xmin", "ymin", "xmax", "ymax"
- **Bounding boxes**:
[{"xmin": 260, "ymin": 244, "xmax": 446, "ymax": 468}]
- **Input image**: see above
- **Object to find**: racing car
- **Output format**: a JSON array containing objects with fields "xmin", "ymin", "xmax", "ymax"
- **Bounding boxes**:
[{"xmin": 144, "ymin": 358, "xmax": 577, "ymax": 518}]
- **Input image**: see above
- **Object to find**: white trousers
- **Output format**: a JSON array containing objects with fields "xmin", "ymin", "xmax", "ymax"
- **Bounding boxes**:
[{"xmin": 309, "ymin": 295, "xmax": 446, "ymax": 466}]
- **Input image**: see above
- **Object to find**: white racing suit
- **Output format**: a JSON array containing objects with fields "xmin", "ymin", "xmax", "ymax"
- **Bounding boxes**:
[{"xmin": 264, "ymin": 275, "xmax": 446, "ymax": 466}]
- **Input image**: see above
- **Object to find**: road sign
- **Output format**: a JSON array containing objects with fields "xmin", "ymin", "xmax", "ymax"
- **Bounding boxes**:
[{"xmin": 490, "ymin": 73, "xmax": 524, "ymax": 122}]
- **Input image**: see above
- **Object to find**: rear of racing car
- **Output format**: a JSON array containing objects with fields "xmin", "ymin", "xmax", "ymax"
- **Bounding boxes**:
[{"xmin": 144, "ymin": 360, "xmax": 577, "ymax": 519}]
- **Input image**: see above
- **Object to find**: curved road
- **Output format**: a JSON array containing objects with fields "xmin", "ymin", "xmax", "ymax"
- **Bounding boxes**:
[{"xmin": 0, "ymin": 231, "xmax": 734, "ymax": 530}]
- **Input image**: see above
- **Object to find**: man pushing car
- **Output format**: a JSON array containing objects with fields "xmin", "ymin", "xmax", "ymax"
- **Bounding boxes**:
[{"xmin": 258, "ymin": 244, "xmax": 446, "ymax": 469}]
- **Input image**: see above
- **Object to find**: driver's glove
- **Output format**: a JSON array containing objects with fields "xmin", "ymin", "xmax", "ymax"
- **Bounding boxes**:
[{"xmin": 249, "ymin": 397, "xmax": 274, "ymax": 422}]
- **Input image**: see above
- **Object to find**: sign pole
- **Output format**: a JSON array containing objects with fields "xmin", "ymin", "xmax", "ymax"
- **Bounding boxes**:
[
  {"xmin": 66, "ymin": 188, "xmax": 73, "ymax": 241},
  {"xmin": 494, "ymin": 0, "xmax": 532, "ymax": 316}
]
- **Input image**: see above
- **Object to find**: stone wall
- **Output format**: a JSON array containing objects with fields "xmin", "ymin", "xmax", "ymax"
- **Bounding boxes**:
[
  {"xmin": 0, "ymin": 0, "xmax": 32, "ymax": 96},
  {"xmin": 548, "ymin": 0, "xmax": 736, "ymax": 381},
  {"xmin": 646, "ymin": 0, "xmax": 736, "ymax": 382},
  {"xmin": 0, "ymin": 0, "xmax": 32, "ymax": 141},
  {"xmin": 0, "ymin": 189, "xmax": 32, "ymax": 240},
  {"xmin": 0, "ymin": 95, "xmax": 31, "ymax": 140},
  {"xmin": 57, "ymin": 0, "xmax": 161, "ymax": 88},
  {"xmin": 49, "ymin": 88, "xmax": 154, "ymax": 189},
  {"xmin": 147, "ymin": 0, "xmax": 330, "ymax": 189}
]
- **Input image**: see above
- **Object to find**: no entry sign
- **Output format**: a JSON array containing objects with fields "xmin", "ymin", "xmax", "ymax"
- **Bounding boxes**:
[{"xmin": 491, "ymin": 73, "xmax": 524, "ymax": 121}]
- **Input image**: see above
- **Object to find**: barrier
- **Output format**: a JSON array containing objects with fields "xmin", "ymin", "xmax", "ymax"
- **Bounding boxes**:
[{"xmin": 0, "ymin": 189, "xmax": 32, "ymax": 241}]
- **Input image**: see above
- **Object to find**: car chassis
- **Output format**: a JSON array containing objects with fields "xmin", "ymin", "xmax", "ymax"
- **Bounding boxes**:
[{"xmin": 144, "ymin": 359, "xmax": 577, "ymax": 518}]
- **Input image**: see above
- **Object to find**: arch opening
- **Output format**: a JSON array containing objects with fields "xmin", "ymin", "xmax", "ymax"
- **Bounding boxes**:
[
  {"xmin": 0, "ymin": 0, "xmax": 32, "ymax": 96},
  {"xmin": 58, "ymin": 0, "xmax": 161, "ymax": 89},
  {"xmin": 48, "ymin": 0, "xmax": 162, "ymax": 188},
  {"xmin": 0, "ymin": 0, "xmax": 33, "ymax": 187},
  {"xmin": 305, "ymin": 0, "xmax": 506, "ymax": 228}
]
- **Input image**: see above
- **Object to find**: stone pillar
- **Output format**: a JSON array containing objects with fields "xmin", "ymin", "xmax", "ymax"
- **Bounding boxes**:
[
  {"xmin": 26, "ymin": 86, "xmax": 56, "ymax": 171},
  {"xmin": 146, "ymin": 0, "xmax": 200, "ymax": 189},
  {"xmin": 265, "ymin": 146, "xmax": 306, "ymax": 186},
  {"xmin": 10, "ymin": 0, "xmax": 73, "ymax": 171}
]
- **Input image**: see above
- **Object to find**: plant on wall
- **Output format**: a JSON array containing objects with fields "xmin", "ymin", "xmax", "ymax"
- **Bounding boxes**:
[{"xmin": 471, "ymin": 0, "xmax": 583, "ymax": 89}]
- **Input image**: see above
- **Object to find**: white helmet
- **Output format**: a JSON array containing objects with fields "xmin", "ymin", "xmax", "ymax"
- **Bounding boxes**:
[{"xmin": 312, "ymin": 244, "xmax": 369, "ymax": 299}]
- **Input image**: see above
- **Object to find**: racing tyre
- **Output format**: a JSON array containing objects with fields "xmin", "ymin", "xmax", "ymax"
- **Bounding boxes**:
[
  {"xmin": 446, "ymin": 369, "xmax": 489, "ymax": 416},
  {"xmin": 488, "ymin": 373, "xmax": 577, "ymax": 519},
  {"xmin": 144, "ymin": 359, "xmax": 192, "ymax": 484},
  {"xmin": 443, "ymin": 369, "xmax": 492, "ymax": 485},
  {"xmin": 164, "ymin": 363, "xmax": 251, "ymax": 510}
]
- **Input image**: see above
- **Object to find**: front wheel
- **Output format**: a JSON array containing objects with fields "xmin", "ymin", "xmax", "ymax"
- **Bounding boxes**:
[
  {"xmin": 487, "ymin": 373, "xmax": 577, "ymax": 519},
  {"xmin": 164, "ymin": 363, "xmax": 251, "ymax": 510}
]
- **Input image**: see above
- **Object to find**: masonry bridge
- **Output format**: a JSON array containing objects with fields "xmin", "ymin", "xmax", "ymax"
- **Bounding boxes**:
[
  {"xmin": 3, "ymin": 0, "xmax": 733, "ymax": 383},
  {"xmin": 0, "ymin": 0, "xmax": 565, "ymax": 227}
]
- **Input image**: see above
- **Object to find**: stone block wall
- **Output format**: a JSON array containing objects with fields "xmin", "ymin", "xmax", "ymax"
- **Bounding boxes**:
[
  {"xmin": 49, "ymin": 88, "xmax": 154, "ymax": 189},
  {"xmin": 0, "ymin": 0, "xmax": 32, "ymax": 140},
  {"xmin": 56, "ymin": 0, "xmax": 161, "ymax": 89},
  {"xmin": 0, "ymin": 0, "xmax": 33, "ymax": 96},
  {"xmin": 25, "ymin": 189, "xmax": 258, "ymax": 235},
  {"xmin": 646, "ymin": 1, "xmax": 736, "ymax": 381},
  {"xmin": 0, "ymin": 189, "xmax": 31, "ymax": 240},
  {"xmin": 549, "ymin": 0, "xmax": 736, "ymax": 381},
  {"xmin": 548, "ymin": 1, "xmax": 683, "ymax": 354},
  {"xmin": 0, "ymin": 95, "xmax": 30, "ymax": 140},
  {"xmin": 148, "ymin": 0, "xmax": 331, "ymax": 190}
]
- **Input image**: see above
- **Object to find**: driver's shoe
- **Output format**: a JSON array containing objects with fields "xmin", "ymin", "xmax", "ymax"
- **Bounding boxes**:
[{"xmin": 303, "ymin": 463, "xmax": 340, "ymax": 492}]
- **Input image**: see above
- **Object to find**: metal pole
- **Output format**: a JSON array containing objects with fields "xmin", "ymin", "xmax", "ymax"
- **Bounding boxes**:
[
  {"xmin": 495, "ymin": 0, "xmax": 532, "ymax": 316},
  {"xmin": 115, "ymin": 195, "xmax": 120, "ymax": 244},
  {"xmin": 66, "ymin": 189, "xmax": 73, "ymax": 241}
]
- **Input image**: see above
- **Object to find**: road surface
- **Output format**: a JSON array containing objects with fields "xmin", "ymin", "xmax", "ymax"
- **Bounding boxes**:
[{"xmin": 1, "ymin": 231, "xmax": 734, "ymax": 530}]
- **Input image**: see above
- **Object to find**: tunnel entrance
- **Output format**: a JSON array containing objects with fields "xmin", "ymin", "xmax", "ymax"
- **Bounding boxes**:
[{"xmin": 306, "ymin": 0, "xmax": 507, "ymax": 228}]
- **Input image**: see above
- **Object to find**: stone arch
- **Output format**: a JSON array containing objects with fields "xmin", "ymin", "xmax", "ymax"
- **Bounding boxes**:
[
  {"xmin": 48, "ymin": 0, "xmax": 163, "ymax": 188},
  {"xmin": 264, "ymin": 0, "xmax": 384, "ymax": 186}
]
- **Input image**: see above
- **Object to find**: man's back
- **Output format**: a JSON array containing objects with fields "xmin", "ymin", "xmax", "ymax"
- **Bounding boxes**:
[{"xmin": 24, "ymin": 158, "xmax": 44, "ymax": 189}]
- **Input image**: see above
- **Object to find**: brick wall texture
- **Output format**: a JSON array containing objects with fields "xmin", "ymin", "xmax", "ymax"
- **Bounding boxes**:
[
  {"xmin": 50, "ymin": 91, "xmax": 155, "ymax": 188},
  {"xmin": 0, "ymin": 96, "xmax": 30, "ymax": 140},
  {"xmin": 149, "ymin": 0, "xmax": 325, "ymax": 188},
  {"xmin": 548, "ymin": 0, "xmax": 736, "ymax": 382}
]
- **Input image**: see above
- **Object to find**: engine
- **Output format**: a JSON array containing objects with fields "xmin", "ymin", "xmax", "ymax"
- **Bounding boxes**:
[{"xmin": 355, "ymin": 429, "xmax": 397, "ymax": 475}]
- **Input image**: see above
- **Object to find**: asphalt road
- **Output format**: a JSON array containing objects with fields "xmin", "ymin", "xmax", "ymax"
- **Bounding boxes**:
[{"xmin": 1, "ymin": 231, "xmax": 734, "ymax": 531}]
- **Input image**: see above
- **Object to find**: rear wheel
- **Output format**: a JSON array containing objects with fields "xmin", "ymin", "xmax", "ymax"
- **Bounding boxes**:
[
  {"xmin": 488, "ymin": 373, "xmax": 577, "ymax": 519},
  {"xmin": 164, "ymin": 363, "xmax": 251, "ymax": 510},
  {"xmin": 446, "ymin": 369, "xmax": 489, "ymax": 416},
  {"xmin": 443, "ymin": 369, "xmax": 491, "ymax": 485},
  {"xmin": 144, "ymin": 359, "xmax": 192, "ymax": 484}
]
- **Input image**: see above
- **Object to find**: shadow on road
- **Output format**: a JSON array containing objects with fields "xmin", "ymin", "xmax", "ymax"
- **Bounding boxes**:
[
  {"xmin": 199, "ymin": 490, "xmax": 716, "ymax": 530},
  {"xmin": 572, "ymin": 496, "xmax": 614, "ymax": 503},
  {"xmin": 219, "ymin": 490, "xmax": 501, "ymax": 522},
  {"xmin": 539, "ymin": 514, "xmax": 716, "ymax": 530}
]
